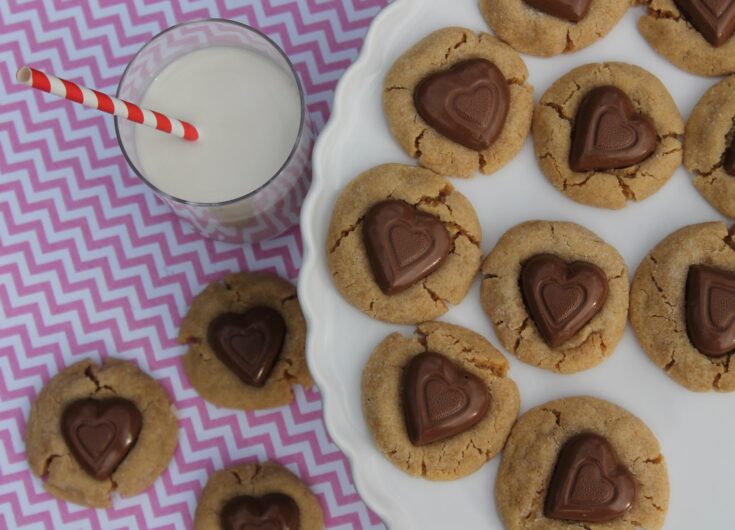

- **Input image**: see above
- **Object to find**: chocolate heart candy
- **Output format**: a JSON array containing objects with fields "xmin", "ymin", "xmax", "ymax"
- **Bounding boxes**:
[
  {"xmin": 220, "ymin": 493, "xmax": 300, "ymax": 530},
  {"xmin": 61, "ymin": 398, "xmax": 142, "ymax": 480},
  {"xmin": 363, "ymin": 200, "xmax": 450, "ymax": 295},
  {"xmin": 208, "ymin": 307, "xmax": 286, "ymax": 387},
  {"xmin": 402, "ymin": 352, "xmax": 489, "ymax": 446},
  {"xmin": 570, "ymin": 86, "xmax": 657, "ymax": 172},
  {"xmin": 523, "ymin": 0, "xmax": 591, "ymax": 22},
  {"xmin": 545, "ymin": 433, "xmax": 636, "ymax": 522},
  {"xmin": 674, "ymin": 0, "xmax": 735, "ymax": 46},
  {"xmin": 686, "ymin": 264, "xmax": 735, "ymax": 356},
  {"xmin": 725, "ymin": 140, "xmax": 735, "ymax": 176},
  {"xmin": 414, "ymin": 59, "xmax": 510, "ymax": 151},
  {"xmin": 521, "ymin": 254, "xmax": 608, "ymax": 348}
]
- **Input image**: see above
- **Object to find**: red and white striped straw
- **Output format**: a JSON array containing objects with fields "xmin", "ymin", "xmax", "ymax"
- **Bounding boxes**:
[{"xmin": 16, "ymin": 65, "xmax": 199, "ymax": 141}]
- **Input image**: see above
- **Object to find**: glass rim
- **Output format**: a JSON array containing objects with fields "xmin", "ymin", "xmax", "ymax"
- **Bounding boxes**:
[{"xmin": 114, "ymin": 18, "xmax": 308, "ymax": 208}]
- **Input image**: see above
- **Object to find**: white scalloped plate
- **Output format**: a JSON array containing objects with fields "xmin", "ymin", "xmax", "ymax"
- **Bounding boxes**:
[{"xmin": 299, "ymin": 1, "xmax": 733, "ymax": 528}]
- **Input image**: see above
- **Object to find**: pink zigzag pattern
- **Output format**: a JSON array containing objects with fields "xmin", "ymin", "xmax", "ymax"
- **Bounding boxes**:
[{"xmin": 0, "ymin": 0, "xmax": 388, "ymax": 528}]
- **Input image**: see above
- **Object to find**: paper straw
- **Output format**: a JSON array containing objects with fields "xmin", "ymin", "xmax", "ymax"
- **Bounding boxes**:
[{"xmin": 16, "ymin": 65, "xmax": 199, "ymax": 141}]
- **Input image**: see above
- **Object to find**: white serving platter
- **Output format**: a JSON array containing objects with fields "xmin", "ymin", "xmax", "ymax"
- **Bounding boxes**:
[{"xmin": 298, "ymin": 0, "xmax": 732, "ymax": 528}]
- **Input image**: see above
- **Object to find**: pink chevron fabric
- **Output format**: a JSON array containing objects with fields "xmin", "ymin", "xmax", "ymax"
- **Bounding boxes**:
[{"xmin": 0, "ymin": 1, "xmax": 388, "ymax": 528}]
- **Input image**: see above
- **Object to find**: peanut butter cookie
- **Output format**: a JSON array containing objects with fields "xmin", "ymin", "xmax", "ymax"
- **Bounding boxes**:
[
  {"xmin": 481, "ymin": 0, "xmax": 629, "ymax": 56},
  {"xmin": 638, "ymin": 0, "xmax": 735, "ymax": 76},
  {"xmin": 481, "ymin": 221, "xmax": 629, "ymax": 373},
  {"xmin": 327, "ymin": 163, "xmax": 482, "ymax": 324},
  {"xmin": 362, "ymin": 321, "xmax": 519, "ymax": 480},
  {"xmin": 194, "ymin": 461, "xmax": 323, "ymax": 530},
  {"xmin": 383, "ymin": 27, "xmax": 533, "ymax": 177},
  {"xmin": 684, "ymin": 76, "xmax": 735, "ymax": 217},
  {"xmin": 180, "ymin": 272, "xmax": 312, "ymax": 410},
  {"xmin": 532, "ymin": 62, "xmax": 684, "ymax": 209},
  {"xmin": 630, "ymin": 222, "xmax": 735, "ymax": 392},
  {"xmin": 496, "ymin": 396, "xmax": 669, "ymax": 530},
  {"xmin": 26, "ymin": 358, "xmax": 178, "ymax": 507}
]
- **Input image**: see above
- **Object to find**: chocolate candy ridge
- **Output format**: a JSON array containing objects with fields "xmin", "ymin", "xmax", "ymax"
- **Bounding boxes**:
[
  {"xmin": 545, "ymin": 433, "xmax": 636, "ymax": 522},
  {"xmin": 674, "ymin": 0, "xmax": 735, "ymax": 47},
  {"xmin": 686, "ymin": 264, "xmax": 735, "ymax": 357},
  {"xmin": 363, "ymin": 200, "xmax": 450, "ymax": 295},
  {"xmin": 725, "ymin": 139, "xmax": 735, "ymax": 176},
  {"xmin": 520, "ymin": 254, "xmax": 609, "ymax": 348},
  {"xmin": 402, "ymin": 351, "xmax": 489, "ymax": 446},
  {"xmin": 220, "ymin": 493, "xmax": 300, "ymax": 530},
  {"xmin": 414, "ymin": 59, "xmax": 510, "ymax": 151},
  {"xmin": 523, "ymin": 0, "xmax": 591, "ymax": 22},
  {"xmin": 61, "ymin": 397, "xmax": 142, "ymax": 480},
  {"xmin": 207, "ymin": 307, "xmax": 287, "ymax": 387},
  {"xmin": 570, "ymin": 85, "xmax": 657, "ymax": 172}
]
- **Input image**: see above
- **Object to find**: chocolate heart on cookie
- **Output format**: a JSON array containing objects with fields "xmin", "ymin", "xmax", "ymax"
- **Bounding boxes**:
[
  {"xmin": 208, "ymin": 307, "xmax": 287, "ymax": 387},
  {"xmin": 674, "ymin": 0, "xmax": 735, "ymax": 47},
  {"xmin": 545, "ymin": 433, "xmax": 636, "ymax": 522},
  {"xmin": 61, "ymin": 398, "xmax": 142, "ymax": 480},
  {"xmin": 570, "ymin": 85, "xmax": 657, "ymax": 172},
  {"xmin": 363, "ymin": 200, "xmax": 450, "ymax": 295},
  {"xmin": 521, "ymin": 254, "xmax": 609, "ymax": 348},
  {"xmin": 686, "ymin": 264, "xmax": 735, "ymax": 356},
  {"xmin": 414, "ymin": 59, "xmax": 510, "ymax": 151},
  {"xmin": 524, "ymin": 0, "xmax": 591, "ymax": 22},
  {"xmin": 725, "ymin": 140, "xmax": 735, "ymax": 176},
  {"xmin": 220, "ymin": 493, "xmax": 300, "ymax": 530},
  {"xmin": 402, "ymin": 352, "xmax": 489, "ymax": 445}
]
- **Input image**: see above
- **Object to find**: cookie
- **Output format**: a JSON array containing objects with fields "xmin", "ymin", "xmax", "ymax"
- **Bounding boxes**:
[
  {"xmin": 180, "ymin": 272, "xmax": 312, "ymax": 409},
  {"xmin": 532, "ymin": 62, "xmax": 684, "ymax": 209},
  {"xmin": 496, "ymin": 396, "xmax": 669, "ymax": 530},
  {"xmin": 630, "ymin": 222, "xmax": 735, "ymax": 392},
  {"xmin": 480, "ymin": 0, "xmax": 629, "ymax": 56},
  {"xmin": 327, "ymin": 163, "xmax": 482, "ymax": 324},
  {"xmin": 481, "ymin": 221, "xmax": 629, "ymax": 373},
  {"xmin": 25, "ymin": 358, "xmax": 178, "ymax": 507},
  {"xmin": 684, "ymin": 76, "xmax": 735, "ymax": 217},
  {"xmin": 193, "ymin": 461, "xmax": 323, "ymax": 530},
  {"xmin": 383, "ymin": 27, "xmax": 533, "ymax": 177},
  {"xmin": 361, "ymin": 321, "xmax": 520, "ymax": 480},
  {"xmin": 638, "ymin": 0, "xmax": 735, "ymax": 77}
]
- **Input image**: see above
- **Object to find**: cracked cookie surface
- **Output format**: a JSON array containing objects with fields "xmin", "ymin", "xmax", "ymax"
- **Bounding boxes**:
[
  {"xmin": 481, "ymin": 221, "xmax": 629, "ymax": 373},
  {"xmin": 193, "ymin": 461, "xmax": 323, "ymax": 530},
  {"xmin": 361, "ymin": 321, "xmax": 520, "ymax": 480},
  {"xmin": 383, "ymin": 27, "xmax": 533, "ymax": 178},
  {"xmin": 25, "ymin": 358, "xmax": 178, "ymax": 507},
  {"xmin": 638, "ymin": 0, "xmax": 735, "ymax": 77},
  {"xmin": 480, "ymin": 0, "xmax": 629, "ymax": 56},
  {"xmin": 684, "ymin": 77, "xmax": 735, "ymax": 217},
  {"xmin": 327, "ymin": 163, "xmax": 482, "ymax": 324},
  {"xmin": 180, "ymin": 272, "xmax": 312, "ymax": 409},
  {"xmin": 533, "ymin": 62, "xmax": 684, "ymax": 209},
  {"xmin": 630, "ymin": 222, "xmax": 735, "ymax": 392},
  {"xmin": 496, "ymin": 396, "xmax": 669, "ymax": 530}
]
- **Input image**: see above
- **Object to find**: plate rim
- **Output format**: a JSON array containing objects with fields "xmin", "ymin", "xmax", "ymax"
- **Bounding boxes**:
[{"xmin": 298, "ymin": 1, "xmax": 418, "ymax": 527}]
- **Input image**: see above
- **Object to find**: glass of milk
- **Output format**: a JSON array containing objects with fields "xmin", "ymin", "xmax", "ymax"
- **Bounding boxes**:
[{"xmin": 115, "ymin": 19, "xmax": 310, "ymax": 243}]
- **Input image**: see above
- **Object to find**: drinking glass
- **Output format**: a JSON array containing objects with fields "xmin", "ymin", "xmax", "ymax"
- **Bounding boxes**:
[{"xmin": 116, "ymin": 19, "xmax": 311, "ymax": 243}]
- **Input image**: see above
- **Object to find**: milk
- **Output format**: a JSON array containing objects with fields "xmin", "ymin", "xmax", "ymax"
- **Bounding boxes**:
[{"xmin": 134, "ymin": 46, "xmax": 302, "ymax": 204}]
